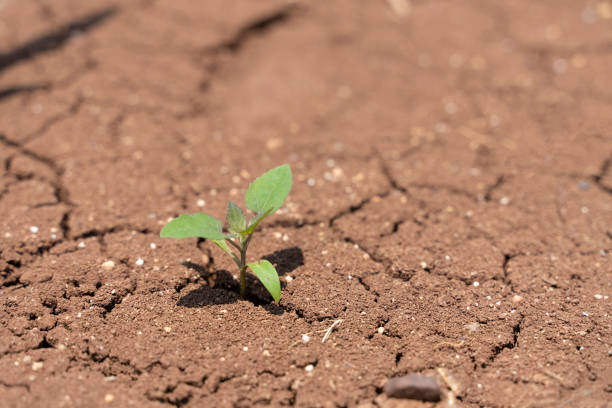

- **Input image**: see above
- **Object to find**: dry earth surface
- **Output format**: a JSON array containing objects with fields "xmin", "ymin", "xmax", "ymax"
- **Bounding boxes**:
[{"xmin": 1, "ymin": 0, "xmax": 611, "ymax": 407}]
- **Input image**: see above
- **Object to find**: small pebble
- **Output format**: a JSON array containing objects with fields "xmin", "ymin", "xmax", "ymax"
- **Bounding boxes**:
[
  {"xmin": 102, "ymin": 260, "xmax": 115, "ymax": 270},
  {"xmin": 262, "ymin": 350, "xmax": 271, "ymax": 357},
  {"xmin": 32, "ymin": 362, "xmax": 43, "ymax": 371},
  {"xmin": 104, "ymin": 376, "xmax": 116, "ymax": 382},
  {"xmin": 594, "ymin": 294, "xmax": 603, "ymax": 300},
  {"xmin": 164, "ymin": 327, "xmax": 171, "ymax": 333},
  {"xmin": 512, "ymin": 295, "xmax": 523, "ymax": 304},
  {"xmin": 104, "ymin": 394, "xmax": 114, "ymax": 403},
  {"xmin": 383, "ymin": 373, "xmax": 441, "ymax": 401},
  {"xmin": 464, "ymin": 322, "xmax": 480, "ymax": 332},
  {"xmin": 150, "ymin": 243, "xmax": 156, "ymax": 249},
  {"xmin": 378, "ymin": 327, "xmax": 385, "ymax": 334},
  {"xmin": 135, "ymin": 258, "xmax": 144, "ymax": 266},
  {"xmin": 304, "ymin": 364, "xmax": 314, "ymax": 372},
  {"xmin": 78, "ymin": 241, "xmax": 86, "ymax": 248},
  {"xmin": 499, "ymin": 197, "xmax": 510, "ymax": 205},
  {"xmin": 285, "ymin": 276, "xmax": 293, "ymax": 282},
  {"xmin": 243, "ymin": 346, "xmax": 248, "ymax": 351},
  {"xmin": 473, "ymin": 282, "xmax": 480, "ymax": 287},
  {"xmin": 197, "ymin": 199, "xmax": 206, "ymax": 207},
  {"xmin": 302, "ymin": 334, "xmax": 311, "ymax": 343},
  {"xmin": 583, "ymin": 312, "xmax": 589, "ymax": 317},
  {"xmin": 29, "ymin": 226, "xmax": 39, "ymax": 234}
]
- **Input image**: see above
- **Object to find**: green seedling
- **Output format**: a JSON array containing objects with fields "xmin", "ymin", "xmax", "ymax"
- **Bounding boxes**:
[{"xmin": 160, "ymin": 165, "xmax": 292, "ymax": 302}]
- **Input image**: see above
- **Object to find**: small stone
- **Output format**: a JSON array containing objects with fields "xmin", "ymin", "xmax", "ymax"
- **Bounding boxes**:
[
  {"xmin": 499, "ymin": 196, "xmax": 510, "ymax": 205},
  {"xmin": 78, "ymin": 241, "xmax": 86, "ymax": 248},
  {"xmin": 150, "ymin": 243, "xmax": 156, "ymax": 249},
  {"xmin": 32, "ymin": 361, "xmax": 43, "ymax": 371},
  {"xmin": 102, "ymin": 260, "xmax": 115, "ymax": 270},
  {"xmin": 262, "ymin": 350, "xmax": 271, "ymax": 357},
  {"xmin": 512, "ymin": 295, "xmax": 523, "ymax": 304},
  {"xmin": 383, "ymin": 373, "xmax": 441, "ymax": 401},
  {"xmin": 243, "ymin": 346, "xmax": 248, "ymax": 351},
  {"xmin": 29, "ymin": 226, "xmax": 39, "ymax": 234},
  {"xmin": 164, "ymin": 327, "xmax": 171, "ymax": 333},
  {"xmin": 473, "ymin": 281, "xmax": 480, "ymax": 287},
  {"xmin": 377, "ymin": 327, "xmax": 385, "ymax": 334},
  {"xmin": 304, "ymin": 364, "xmax": 314, "ymax": 372},
  {"xmin": 285, "ymin": 276, "xmax": 293, "ymax": 282},
  {"xmin": 197, "ymin": 199, "xmax": 206, "ymax": 207},
  {"xmin": 594, "ymin": 294, "xmax": 603, "ymax": 300},
  {"xmin": 302, "ymin": 334, "xmax": 311, "ymax": 343},
  {"xmin": 104, "ymin": 376, "xmax": 116, "ymax": 382},
  {"xmin": 135, "ymin": 258, "xmax": 144, "ymax": 266},
  {"xmin": 464, "ymin": 322, "xmax": 480, "ymax": 332},
  {"xmin": 104, "ymin": 394, "xmax": 114, "ymax": 403}
]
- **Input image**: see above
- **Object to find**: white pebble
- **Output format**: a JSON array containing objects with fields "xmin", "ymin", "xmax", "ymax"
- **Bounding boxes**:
[
  {"xmin": 304, "ymin": 364, "xmax": 314, "ymax": 372},
  {"xmin": 196, "ymin": 199, "xmax": 206, "ymax": 207},
  {"xmin": 150, "ymin": 243, "xmax": 156, "ymax": 249},
  {"xmin": 29, "ymin": 226, "xmax": 39, "ymax": 234},
  {"xmin": 285, "ymin": 276, "xmax": 293, "ymax": 282},
  {"xmin": 164, "ymin": 327, "xmax": 171, "ymax": 333},
  {"xmin": 473, "ymin": 281, "xmax": 480, "ymax": 287},
  {"xmin": 377, "ymin": 327, "xmax": 385, "ymax": 334},
  {"xmin": 302, "ymin": 334, "xmax": 311, "ymax": 343},
  {"xmin": 282, "ymin": 234, "xmax": 289, "ymax": 242},
  {"xmin": 78, "ymin": 241, "xmax": 86, "ymax": 248},
  {"xmin": 420, "ymin": 261, "xmax": 427, "ymax": 269},
  {"xmin": 243, "ymin": 346, "xmax": 248, "ymax": 351},
  {"xmin": 347, "ymin": 275, "xmax": 352, "ymax": 280},
  {"xmin": 307, "ymin": 178, "xmax": 316, "ymax": 187},
  {"xmin": 594, "ymin": 294, "xmax": 603, "ymax": 300},
  {"xmin": 135, "ymin": 258, "xmax": 144, "ymax": 266},
  {"xmin": 32, "ymin": 361, "xmax": 43, "ymax": 371},
  {"xmin": 583, "ymin": 312, "xmax": 589, "ymax": 317},
  {"xmin": 499, "ymin": 197, "xmax": 510, "ymax": 205},
  {"xmin": 102, "ymin": 260, "xmax": 115, "ymax": 270}
]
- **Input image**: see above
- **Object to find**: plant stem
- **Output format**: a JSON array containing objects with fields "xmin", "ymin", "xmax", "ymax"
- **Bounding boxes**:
[
  {"xmin": 239, "ymin": 265, "xmax": 247, "ymax": 299},
  {"xmin": 237, "ymin": 234, "xmax": 253, "ymax": 299}
]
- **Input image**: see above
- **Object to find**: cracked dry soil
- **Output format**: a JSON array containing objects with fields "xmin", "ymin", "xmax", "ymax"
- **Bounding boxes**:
[{"xmin": 1, "ymin": 1, "xmax": 611, "ymax": 407}]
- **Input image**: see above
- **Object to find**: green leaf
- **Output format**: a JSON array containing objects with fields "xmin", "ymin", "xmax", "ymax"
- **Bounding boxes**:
[
  {"xmin": 243, "ymin": 208, "xmax": 274, "ymax": 234},
  {"xmin": 245, "ymin": 164, "xmax": 292, "ymax": 215},
  {"xmin": 160, "ymin": 213, "xmax": 226, "ymax": 240},
  {"xmin": 248, "ymin": 260, "xmax": 281, "ymax": 302},
  {"xmin": 226, "ymin": 202, "xmax": 246, "ymax": 234}
]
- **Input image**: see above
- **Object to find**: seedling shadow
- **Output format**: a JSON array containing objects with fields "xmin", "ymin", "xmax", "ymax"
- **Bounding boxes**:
[
  {"xmin": 262, "ymin": 246, "xmax": 304, "ymax": 276},
  {"xmin": 177, "ymin": 260, "xmax": 291, "ymax": 315}
]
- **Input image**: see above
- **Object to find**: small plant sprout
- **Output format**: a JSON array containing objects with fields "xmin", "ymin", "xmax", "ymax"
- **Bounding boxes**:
[{"xmin": 160, "ymin": 165, "xmax": 292, "ymax": 302}]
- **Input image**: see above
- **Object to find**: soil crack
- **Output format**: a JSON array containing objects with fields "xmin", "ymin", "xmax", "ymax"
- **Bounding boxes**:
[{"xmin": 0, "ymin": 7, "xmax": 118, "ymax": 72}]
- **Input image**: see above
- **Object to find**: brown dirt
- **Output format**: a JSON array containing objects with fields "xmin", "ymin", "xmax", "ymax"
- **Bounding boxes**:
[{"xmin": 1, "ymin": 1, "xmax": 611, "ymax": 407}]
